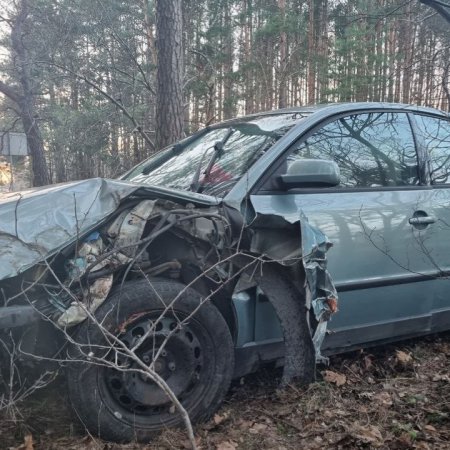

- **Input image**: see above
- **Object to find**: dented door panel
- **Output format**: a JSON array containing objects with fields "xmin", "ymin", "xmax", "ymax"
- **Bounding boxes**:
[{"xmin": 250, "ymin": 188, "xmax": 436, "ymax": 348}]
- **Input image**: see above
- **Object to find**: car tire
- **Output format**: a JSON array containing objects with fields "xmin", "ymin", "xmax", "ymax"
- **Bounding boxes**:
[{"xmin": 67, "ymin": 278, "xmax": 234, "ymax": 443}]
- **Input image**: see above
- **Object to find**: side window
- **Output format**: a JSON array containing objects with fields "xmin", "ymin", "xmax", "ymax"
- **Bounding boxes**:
[
  {"xmin": 414, "ymin": 115, "xmax": 450, "ymax": 184},
  {"xmin": 287, "ymin": 112, "xmax": 419, "ymax": 187}
]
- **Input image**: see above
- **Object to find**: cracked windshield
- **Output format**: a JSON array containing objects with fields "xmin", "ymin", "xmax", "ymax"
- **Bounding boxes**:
[{"xmin": 125, "ymin": 112, "xmax": 308, "ymax": 196}]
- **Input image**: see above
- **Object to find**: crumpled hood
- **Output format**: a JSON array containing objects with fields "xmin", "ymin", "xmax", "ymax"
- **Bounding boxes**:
[
  {"xmin": 0, "ymin": 178, "xmax": 142, "ymax": 281},
  {"xmin": 0, "ymin": 178, "xmax": 222, "ymax": 282}
]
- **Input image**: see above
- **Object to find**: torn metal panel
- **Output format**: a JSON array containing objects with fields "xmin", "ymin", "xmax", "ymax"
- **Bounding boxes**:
[
  {"xmin": 248, "ymin": 198, "xmax": 338, "ymax": 364},
  {"xmin": 113, "ymin": 200, "xmax": 157, "ymax": 258},
  {"xmin": 300, "ymin": 210, "xmax": 338, "ymax": 363}
]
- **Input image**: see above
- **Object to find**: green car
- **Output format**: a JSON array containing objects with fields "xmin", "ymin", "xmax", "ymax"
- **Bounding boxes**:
[{"xmin": 1, "ymin": 102, "xmax": 449, "ymax": 442}]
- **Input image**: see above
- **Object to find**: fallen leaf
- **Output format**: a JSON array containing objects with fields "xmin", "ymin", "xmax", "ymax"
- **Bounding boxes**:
[
  {"xmin": 276, "ymin": 405, "xmax": 293, "ymax": 417},
  {"xmin": 432, "ymin": 373, "xmax": 450, "ymax": 382},
  {"xmin": 181, "ymin": 437, "xmax": 202, "ymax": 449},
  {"xmin": 397, "ymin": 431, "xmax": 416, "ymax": 446},
  {"xmin": 322, "ymin": 370, "xmax": 347, "ymax": 386},
  {"xmin": 396, "ymin": 350, "xmax": 412, "ymax": 365},
  {"xmin": 335, "ymin": 408, "xmax": 352, "ymax": 416},
  {"xmin": 352, "ymin": 424, "xmax": 383, "ymax": 446},
  {"xmin": 216, "ymin": 441, "xmax": 238, "ymax": 450},
  {"xmin": 424, "ymin": 424, "xmax": 437, "ymax": 432},
  {"xmin": 415, "ymin": 442, "xmax": 431, "ymax": 450},
  {"xmin": 214, "ymin": 413, "xmax": 227, "ymax": 425},
  {"xmin": 238, "ymin": 419, "xmax": 253, "ymax": 430},
  {"xmin": 249, "ymin": 422, "xmax": 268, "ymax": 434},
  {"xmin": 24, "ymin": 435, "xmax": 34, "ymax": 450},
  {"xmin": 374, "ymin": 391, "xmax": 393, "ymax": 407}
]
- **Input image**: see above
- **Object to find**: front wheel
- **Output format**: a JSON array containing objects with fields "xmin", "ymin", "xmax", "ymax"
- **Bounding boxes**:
[{"xmin": 67, "ymin": 279, "xmax": 234, "ymax": 443}]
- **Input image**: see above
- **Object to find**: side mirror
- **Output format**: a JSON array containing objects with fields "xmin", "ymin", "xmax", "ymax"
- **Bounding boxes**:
[{"xmin": 279, "ymin": 158, "xmax": 340, "ymax": 189}]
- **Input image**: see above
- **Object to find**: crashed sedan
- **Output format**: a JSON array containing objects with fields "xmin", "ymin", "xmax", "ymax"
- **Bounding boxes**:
[{"xmin": 1, "ymin": 102, "xmax": 450, "ymax": 442}]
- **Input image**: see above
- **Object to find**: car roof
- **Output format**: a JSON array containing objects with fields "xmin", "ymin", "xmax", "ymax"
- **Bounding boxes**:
[{"xmin": 229, "ymin": 102, "xmax": 449, "ymax": 121}]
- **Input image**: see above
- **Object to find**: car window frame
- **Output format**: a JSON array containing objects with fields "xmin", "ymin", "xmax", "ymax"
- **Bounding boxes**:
[
  {"xmin": 409, "ymin": 112, "xmax": 450, "ymax": 188},
  {"xmin": 253, "ymin": 109, "xmax": 429, "ymax": 195}
]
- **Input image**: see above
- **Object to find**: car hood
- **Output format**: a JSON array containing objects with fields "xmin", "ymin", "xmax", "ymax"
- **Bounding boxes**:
[{"xmin": 0, "ymin": 178, "xmax": 220, "ymax": 281}]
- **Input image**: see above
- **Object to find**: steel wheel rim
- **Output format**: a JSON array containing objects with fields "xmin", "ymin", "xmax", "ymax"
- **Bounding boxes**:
[{"xmin": 102, "ymin": 310, "xmax": 213, "ymax": 421}]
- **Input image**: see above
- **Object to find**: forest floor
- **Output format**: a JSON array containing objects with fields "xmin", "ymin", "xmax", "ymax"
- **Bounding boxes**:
[{"xmin": 3, "ymin": 333, "xmax": 450, "ymax": 450}]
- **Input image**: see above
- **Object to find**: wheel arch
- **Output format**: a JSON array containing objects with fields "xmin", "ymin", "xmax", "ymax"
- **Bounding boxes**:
[{"xmin": 232, "ymin": 256, "xmax": 315, "ymax": 384}]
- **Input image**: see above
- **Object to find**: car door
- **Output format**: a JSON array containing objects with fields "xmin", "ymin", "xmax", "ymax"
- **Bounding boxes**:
[
  {"xmin": 411, "ymin": 113, "xmax": 450, "ymax": 332},
  {"xmin": 250, "ymin": 110, "xmax": 438, "ymax": 351}
]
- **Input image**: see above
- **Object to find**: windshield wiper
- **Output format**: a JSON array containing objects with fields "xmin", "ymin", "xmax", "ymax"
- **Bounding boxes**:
[
  {"xmin": 141, "ymin": 127, "xmax": 210, "ymax": 175},
  {"xmin": 190, "ymin": 127, "xmax": 234, "ymax": 192}
]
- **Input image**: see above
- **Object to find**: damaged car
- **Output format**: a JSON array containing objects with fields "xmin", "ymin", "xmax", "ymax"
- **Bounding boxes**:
[{"xmin": 1, "ymin": 102, "xmax": 450, "ymax": 442}]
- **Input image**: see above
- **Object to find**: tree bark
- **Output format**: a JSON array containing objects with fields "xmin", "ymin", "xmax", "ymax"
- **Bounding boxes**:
[
  {"xmin": 278, "ymin": 0, "xmax": 287, "ymax": 109},
  {"xmin": 307, "ymin": 0, "xmax": 316, "ymax": 104},
  {"xmin": 155, "ymin": 0, "xmax": 184, "ymax": 150},
  {"xmin": 243, "ymin": 0, "xmax": 254, "ymax": 114},
  {"xmin": 223, "ymin": 2, "xmax": 234, "ymax": 119}
]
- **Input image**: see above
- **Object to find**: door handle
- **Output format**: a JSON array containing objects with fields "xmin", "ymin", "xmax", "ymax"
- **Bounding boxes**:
[{"xmin": 408, "ymin": 216, "xmax": 436, "ymax": 226}]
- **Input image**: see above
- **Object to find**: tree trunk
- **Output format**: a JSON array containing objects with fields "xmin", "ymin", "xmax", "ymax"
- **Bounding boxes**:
[
  {"xmin": 0, "ymin": 0, "xmax": 50, "ymax": 186},
  {"xmin": 307, "ymin": 0, "xmax": 316, "ymax": 104},
  {"xmin": 243, "ymin": 0, "xmax": 254, "ymax": 114},
  {"xmin": 278, "ymin": 0, "xmax": 287, "ymax": 109},
  {"xmin": 223, "ymin": 2, "xmax": 234, "ymax": 120},
  {"xmin": 143, "ymin": 0, "xmax": 157, "ymax": 67},
  {"xmin": 155, "ymin": 0, "xmax": 184, "ymax": 150},
  {"xmin": 318, "ymin": 0, "xmax": 328, "ymax": 103}
]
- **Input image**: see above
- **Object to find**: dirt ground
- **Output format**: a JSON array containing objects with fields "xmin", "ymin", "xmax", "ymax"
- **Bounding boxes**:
[{"xmin": 3, "ymin": 333, "xmax": 450, "ymax": 450}]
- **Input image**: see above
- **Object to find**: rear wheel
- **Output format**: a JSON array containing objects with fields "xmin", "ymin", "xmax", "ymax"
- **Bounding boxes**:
[{"xmin": 67, "ymin": 279, "xmax": 234, "ymax": 443}]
